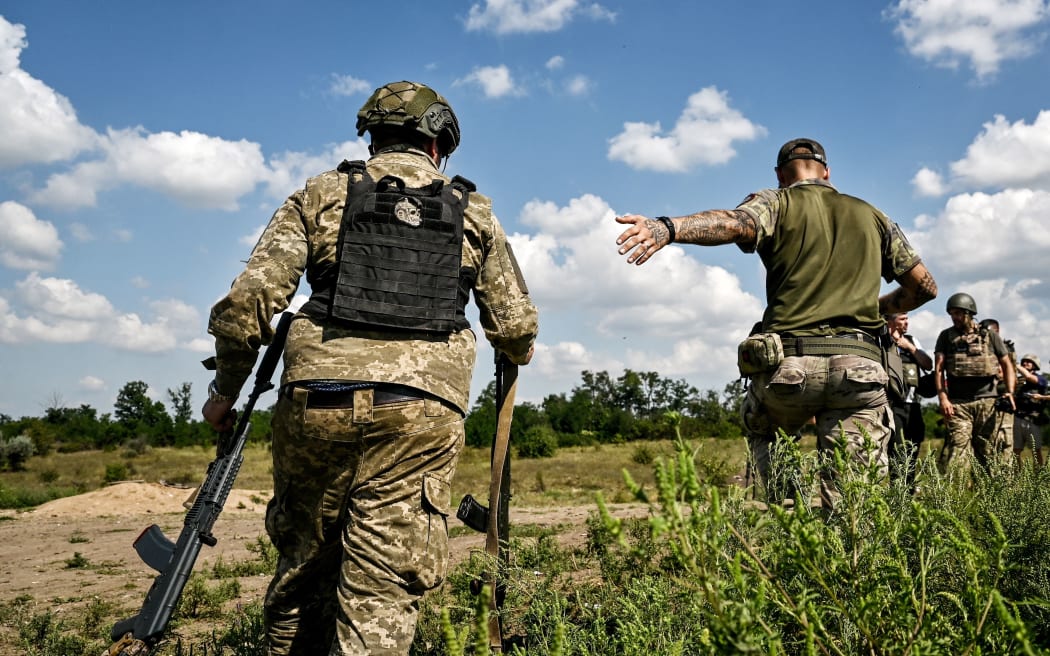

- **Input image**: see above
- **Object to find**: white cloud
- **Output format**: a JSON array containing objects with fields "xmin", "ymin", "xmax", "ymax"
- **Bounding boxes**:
[
  {"xmin": 0, "ymin": 15, "xmax": 98, "ymax": 168},
  {"xmin": 455, "ymin": 65, "xmax": 523, "ymax": 98},
  {"xmin": 31, "ymin": 127, "xmax": 267, "ymax": 210},
  {"xmin": 545, "ymin": 55, "xmax": 565, "ymax": 70},
  {"xmin": 0, "ymin": 201, "xmax": 63, "ymax": 270},
  {"xmin": 0, "ymin": 273, "xmax": 200, "ymax": 352},
  {"xmin": 78, "ymin": 376, "xmax": 106, "ymax": 391},
  {"xmin": 465, "ymin": 0, "xmax": 615, "ymax": 34},
  {"xmin": 607, "ymin": 86, "xmax": 767, "ymax": 172},
  {"xmin": 69, "ymin": 222, "xmax": 94, "ymax": 242},
  {"xmin": 887, "ymin": 0, "xmax": 1050, "ymax": 79},
  {"xmin": 564, "ymin": 74, "xmax": 592, "ymax": 96},
  {"xmin": 130, "ymin": 276, "xmax": 150, "ymax": 289},
  {"xmin": 947, "ymin": 112, "xmax": 1050, "ymax": 191},
  {"xmin": 909, "ymin": 188, "xmax": 1050, "ymax": 279},
  {"xmin": 912, "ymin": 166, "xmax": 947, "ymax": 196},
  {"xmin": 263, "ymin": 139, "xmax": 370, "ymax": 200},
  {"xmin": 329, "ymin": 74, "xmax": 371, "ymax": 96}
]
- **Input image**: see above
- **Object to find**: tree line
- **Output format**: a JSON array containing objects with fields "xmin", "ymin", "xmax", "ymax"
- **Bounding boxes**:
[{"xmin": 0, "ymin": 370, "xmax": 746, "ymax": 469}]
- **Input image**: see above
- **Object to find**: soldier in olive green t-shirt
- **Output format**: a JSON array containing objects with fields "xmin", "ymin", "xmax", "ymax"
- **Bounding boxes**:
[{"xmin": 614, "ymin": 138, "xmax": 937, "ymax": 508}]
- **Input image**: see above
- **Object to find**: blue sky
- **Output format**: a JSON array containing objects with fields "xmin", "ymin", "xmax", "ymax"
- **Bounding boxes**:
[{"xmin": 3, "ymin": 1, "xmax": 1050, "ymax": 419}]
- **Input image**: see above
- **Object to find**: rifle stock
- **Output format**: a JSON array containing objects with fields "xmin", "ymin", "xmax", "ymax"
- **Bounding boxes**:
[{"xmin": 104, "ymin": 312, "xmax": 293, "ymax": 655}]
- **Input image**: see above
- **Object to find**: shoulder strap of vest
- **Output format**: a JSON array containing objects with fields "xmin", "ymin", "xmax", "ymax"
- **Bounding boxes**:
[
  {"xmin": 451, "ymin": 175, "xmax": 476, "ymax": 193},
  {"xmin": 336, "ymin": 159, "xmax": 368, "ymax": 176}
]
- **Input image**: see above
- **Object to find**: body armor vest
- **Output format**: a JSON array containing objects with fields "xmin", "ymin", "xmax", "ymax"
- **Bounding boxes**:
[
  {"xmin": 944, "ymin": 327, "xmax": 1000, "ymax": 377},
  {"xmin": 308, "ymin": 160, "xmax": 475, "ymax": 333}
]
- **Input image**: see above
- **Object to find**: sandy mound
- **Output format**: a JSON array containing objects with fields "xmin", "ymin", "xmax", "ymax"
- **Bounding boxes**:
[{"xmin": 30, "ymin": 481, "xmax": 273, "ymax": 517}]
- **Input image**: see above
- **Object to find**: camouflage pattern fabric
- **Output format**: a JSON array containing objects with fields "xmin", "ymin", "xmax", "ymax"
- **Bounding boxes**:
[
  {"xmin": 263, "ymin": 388, "xmax": 463, "ymax": 655},
  {"xmin": 742, "ymin": 354, "xmax": 893, "ymax": 508},
  {"xmin": 206, "ymin": 146, "xmax": 538, "ymax": 654},
  {"xmin": 207, "ymin": 146, "xmax": 538, "ymax": 413},
  {"xmin": 936, "ymin": 397, "xmax": 1007, "ymax": 475}
]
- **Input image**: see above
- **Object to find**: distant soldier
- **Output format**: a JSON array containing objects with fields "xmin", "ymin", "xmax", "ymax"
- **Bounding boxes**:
[
  {"xmin": 1013, "ymin": 353, "xmax": 1048, "ymax": 466},
  {"xmin": 934, "ymin": 294, "xmax": 1015, "ymax": 474},
  {"xmin": 885, "ymin": 311, "xmax": 933, "ymax": 489},
  {"xmin": 980, "ymin": 317, "xmax": 1017, "ymax": 460}
]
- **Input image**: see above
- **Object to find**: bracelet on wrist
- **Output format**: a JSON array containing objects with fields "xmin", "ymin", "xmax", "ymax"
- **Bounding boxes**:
[{"xmin": 655, "ymin": 216, "xmax": 676, "ymax": 243}]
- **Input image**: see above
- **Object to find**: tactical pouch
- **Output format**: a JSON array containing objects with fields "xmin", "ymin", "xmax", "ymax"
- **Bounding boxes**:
[
  {"xmin": 737, "ymin": 333, "xmax": 784, "ymax": 376},
  {"xmin": 902, "ymin": 362, "xmax": 920, "ymax": 388}
]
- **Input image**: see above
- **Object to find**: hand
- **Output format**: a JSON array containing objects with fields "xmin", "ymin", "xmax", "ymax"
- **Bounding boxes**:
[
  {"xmin": 615, "ymin": 215, "xmax": 666, "ymax": 265},
  {"xmin": 202, "ymin": 399, "xmax": 237, "ymax": 433}
]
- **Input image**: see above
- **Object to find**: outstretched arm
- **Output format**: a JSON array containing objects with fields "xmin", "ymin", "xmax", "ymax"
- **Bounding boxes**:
[{"xmin": 615, "ymin": 209, "xmax": 757, "ymax": 266}]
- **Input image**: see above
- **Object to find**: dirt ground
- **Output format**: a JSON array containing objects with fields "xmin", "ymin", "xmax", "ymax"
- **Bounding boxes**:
[{"xmin": 0, "ymin": 481, "xmax": 641, "ymax": 653}]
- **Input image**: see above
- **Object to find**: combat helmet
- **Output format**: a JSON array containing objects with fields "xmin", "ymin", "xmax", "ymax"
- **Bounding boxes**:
[
  {"xmin": 946, "ymin": 292, "xmax": 978, "ymax": 315},
  {"xmin": 1021, "ymin": 353, "xmax": 1041, "ymax": 371},
  {"xmin": 356, "ymin": 81, "xmax": 461, "ymax": 156}
]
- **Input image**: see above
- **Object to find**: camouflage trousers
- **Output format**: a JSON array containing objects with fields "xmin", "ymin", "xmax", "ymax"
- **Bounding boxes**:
[
  {"xmin": 742, "ymin": 354, "xmax": 893, "ymax": 508},
  {"xmin": 937, "ymin": 398, "xmax": 1008, "ymax": 474},
  {"xmin": 263, "ymin": 387, "xmax": 464, "ymax": 656}
]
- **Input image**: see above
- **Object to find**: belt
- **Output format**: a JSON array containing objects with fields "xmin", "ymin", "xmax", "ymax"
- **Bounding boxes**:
[
  {"xmin": 280, "ymin": 381, "xmax": 428, "ymax": 408},
  {"xmin": 780, "ymin": 333, "xmax": 882, "ymax": 362}
]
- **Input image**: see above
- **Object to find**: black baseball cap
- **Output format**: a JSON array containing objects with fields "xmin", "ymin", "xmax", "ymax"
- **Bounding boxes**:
[{"xmin": 776, "ymin": 138, "xmax": 827, "ymax": 168}]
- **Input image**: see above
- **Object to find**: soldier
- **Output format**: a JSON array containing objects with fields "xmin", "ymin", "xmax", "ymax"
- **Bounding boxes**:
[
  {"xmin": 614, "ymin": 138, "xmax": 937, "ymax": 508},
  {"xmin": 933, "ymin": 293, "xmax": 1015, "ymax": 475},
  {"xmin": 885, "ymin": 311, "xmax": 933, "ymax": 489},
  {"xmin": 980, "ymin": 317, "xmax": 1017, "ymax": 459},
  {"xmin": 1013, "ymin": 353, "xmax": 1048, "ymax": 466},
  {"xmin": 202, "ymin": 81, "xmax": 539, "ymax": 655}
]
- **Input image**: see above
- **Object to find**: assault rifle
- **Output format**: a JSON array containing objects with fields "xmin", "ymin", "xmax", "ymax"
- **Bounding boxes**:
[
  {"xmin": 104, "ymin": 312, "xmax": 293, "ymax": 656},
  {"xmin": 456, "ymin": 352, "xmax": 517, "ymax": 652}
]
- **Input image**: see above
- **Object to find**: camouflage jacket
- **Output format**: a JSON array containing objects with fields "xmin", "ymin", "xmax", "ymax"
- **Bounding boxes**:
[{"xmin": 208, "ymin": 146, "xmax": 539, "ymax": 414}]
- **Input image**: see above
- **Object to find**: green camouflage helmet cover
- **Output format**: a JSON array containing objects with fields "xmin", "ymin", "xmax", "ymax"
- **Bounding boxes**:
[
  {"xmin": 356, "ymin": 81, "xmax": 461, "ymax": 155},
  {"xmin": 946, "ymin": 292, "xmax": 978, "ymax": 315}
]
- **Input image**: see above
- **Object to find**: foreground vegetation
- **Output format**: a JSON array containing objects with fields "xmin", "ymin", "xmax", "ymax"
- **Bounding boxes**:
[{"xmin": 2, "ymin": 418, "xmax": 1048, "ymax": 654}]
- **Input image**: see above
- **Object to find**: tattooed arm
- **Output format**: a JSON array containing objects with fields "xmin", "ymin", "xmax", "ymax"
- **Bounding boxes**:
[
  {"xmin": 879, "ymin": 262, "xmax": 937, "ymax": 315},
  {"xmin": 614, "ymin": 210, "xmax": 757, "ymax": 266}
]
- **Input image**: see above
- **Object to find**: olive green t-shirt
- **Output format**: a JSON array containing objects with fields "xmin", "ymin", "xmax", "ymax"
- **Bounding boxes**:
[{"xmin": 736, "ymin": 179, "xmax": 921, "ymax": 336}]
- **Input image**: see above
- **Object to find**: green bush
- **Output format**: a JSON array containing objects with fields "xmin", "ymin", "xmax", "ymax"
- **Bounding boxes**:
[
  {"xmin": 1, "ymin": 434, "xmax": 35, "ymax": 471},
  {"xmin": 516, "ymin": 425, "xmax": 558, "ymax": 459},
  {"xmin": 102, "ymin": 462, "xmax": 130, "ymax": 484}
]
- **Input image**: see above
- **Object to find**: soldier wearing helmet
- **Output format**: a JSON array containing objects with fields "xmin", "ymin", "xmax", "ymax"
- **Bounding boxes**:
[
  {"xmin": 1012, "ymin": 353, "xmax": 1048, "ymax": 466},
  {"xmin": 614, "ymin": 138, "xmax": 938, "ymax": 508},
  {"xmin": 933, "ymin": 293, "xmax": 1016, "ymax": 474},
  {"xmin": 202, "ymin": 80, "xmax": 538, "ymax": 655}
]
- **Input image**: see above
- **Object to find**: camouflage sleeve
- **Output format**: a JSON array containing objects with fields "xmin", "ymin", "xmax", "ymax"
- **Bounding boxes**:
[
  {"xmin": 472, "ymin": 199, "xmax": 539, "ymax": 365},
  {"xmin": 733, "ymin": 189, "xmax": 781, "ymax": 253},
  {"xmin": 208, "ymin": 190, "xmax": 310, "ymax": 395},
  {"xmin": 879, "ymin": 212, "xmax": 922, "ymax": 283}
]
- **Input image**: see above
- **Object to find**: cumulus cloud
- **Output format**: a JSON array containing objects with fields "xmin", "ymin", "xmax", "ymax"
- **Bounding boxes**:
[
  {"xmin": 263, "ymin": 139, "xmax": 370, "ymax": 201},
  {"xmin": 0, "ymin": 15, "xmax": 98, "ymax": 168},
  {"xmin": 455, "ymin": 65, "xmax": 523, "ymax": 98},
  {"xmin": 465, "ymin": 0, "xmax": 615, "ymax": 34},
  {"xmin": 78, "ymin": 376, "xmax": 106, "ymax": 391},
  {"xmin": 31, "ymin": 127, "xmax": 266, "ymax": 210},
  {"xmin": 564, "ymin": 74, "xmax": 592, "ymax": 96},
  {"xmin": 912, "ymin": 167, "xmax": 947, "ymax": 196},
  {"xmin": 948, "ymin": 112, "xmax": 1050, "ymax": 191},
  {"xmin": 510, "ymin": 192, "xmax": 763, "ymax": 382},
  {"xmin": 0, "ymin": 273, "xmax": 201, "ymax": 352},
  {"xmin": 0, "ymin": 201, "xmax": 63, "ymax": 271},
  {"xmin": 545, "ymin": 55, "xmax": 565, "ymax": 70},
  {"xmin": 909, "ymin": 188, "xmax": 1050, "ymax": 279},
  {"xmin": 607, "ymin": 86, "xmax": 767, "ymax": 172},
  {"xmin": 887, "ymin": 0, "xmax": 1050, "ymax": 79},
  {"xmin": 329, "ymin": 73, "xmax": 371, "ymax": 97}
]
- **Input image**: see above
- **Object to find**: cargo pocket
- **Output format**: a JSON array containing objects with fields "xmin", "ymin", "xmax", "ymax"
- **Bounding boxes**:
[
  {"xmin": 843, "ymin": 358, "xmax": 888, "ymax": 390},
  {"xmin": 767, "ymin": 362, "xmax": 806, "ymax": 396},
  {"xmin": 404, "ymin": 473, "xmax": 451, "ymax": 594},
  {"xmin": 302, "ymin": 406, "xmax": 356, "ymax": 442}
]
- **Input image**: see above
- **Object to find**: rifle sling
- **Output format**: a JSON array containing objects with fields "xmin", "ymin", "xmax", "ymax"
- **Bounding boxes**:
[{"xmin": 485, "ymin": 361, "xmax": 517, "ymax": 652}]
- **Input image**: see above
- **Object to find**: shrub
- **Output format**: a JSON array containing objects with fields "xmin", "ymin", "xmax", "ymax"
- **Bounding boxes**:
[
  {"xmin": 102, "ymin": 462, "xmax": 130, "ymax": 484},
  {"xmin": 515, "ymin": 425, "xmax": 558, "ymax": 459},
  {"xmin": 1, "ymin": 434, "xmax": 35, "ymax": 471}
]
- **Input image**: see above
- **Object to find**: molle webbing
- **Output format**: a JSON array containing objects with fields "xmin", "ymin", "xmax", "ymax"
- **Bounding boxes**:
[
  {"xmin": 945, "ymin": 328, "xmax": 1000, "ymax": 377},
  {"xmin": 328, "ymin": 161, "xmax": 473, "ymax": 332}
]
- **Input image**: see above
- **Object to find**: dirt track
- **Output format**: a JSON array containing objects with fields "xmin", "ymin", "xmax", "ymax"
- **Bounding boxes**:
[{"xmin": 0, "ymin": 481, "xmax": 641, "ymax": 654}]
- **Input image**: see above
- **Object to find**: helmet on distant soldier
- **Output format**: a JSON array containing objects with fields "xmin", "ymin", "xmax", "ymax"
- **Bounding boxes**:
[
  {"xmin": 356, "ymin": 81, "xmax": 461, "ymax": 156},
  {"xmin": 946, "ymin": 292, "xmax": 978, "ymax": 315},
  {"xmin": 1021, "ymin": 353, "xmax": 1041, "ymax": 371}
]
